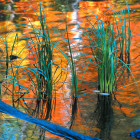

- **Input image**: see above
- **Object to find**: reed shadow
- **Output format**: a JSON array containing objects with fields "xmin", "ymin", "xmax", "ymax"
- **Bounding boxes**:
[{"xmin": 94, "ymin": 94, "xmax": 113, "ymax": 140}]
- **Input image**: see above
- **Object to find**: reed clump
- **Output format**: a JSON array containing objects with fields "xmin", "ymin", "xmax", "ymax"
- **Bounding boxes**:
[{"xmin": 80, "ymin": 4, "xmax": 134, "ymax": 95}]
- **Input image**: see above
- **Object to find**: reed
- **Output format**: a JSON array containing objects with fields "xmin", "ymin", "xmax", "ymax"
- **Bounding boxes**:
[
  {"xmin": 65, "ymin": 23, "xmax": 78, "ymax": 98},
  {"xmin": 23, "ymin": 3, "xmax": 55, "ymax": 119},
  {"xmin": 0, "ymin": 34, "xmax": 19, "ymax": 105},
  {"xmin": 0, "ymin": 3, "xmax": 54, "ymax": 118},
  {"xmin": 20, "ymin": 2, "xmax": 78, "ymax": 118},
  {"xmin": 80, "ymin": 5, "xmax": 134, "ymax": 95},
  {"xmin": 94, "ymin": 21, "xmax": 117, "ymax": 94},
  {"xmin": 112, "ymin": 3, "xmax": 131, "ymax": 64}
]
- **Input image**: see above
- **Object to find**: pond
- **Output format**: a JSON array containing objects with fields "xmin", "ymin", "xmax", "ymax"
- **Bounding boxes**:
[{"xmin": 0, "ymin": 0, "xmax": 140, "ymax": 140}]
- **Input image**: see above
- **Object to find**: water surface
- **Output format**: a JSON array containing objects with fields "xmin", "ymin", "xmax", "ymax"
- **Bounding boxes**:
[{"xmin": 0, "ymin": 0, "xmax": 140, "ymax": 139}]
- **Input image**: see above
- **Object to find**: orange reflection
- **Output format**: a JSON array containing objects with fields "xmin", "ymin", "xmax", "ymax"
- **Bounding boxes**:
[
  {"xmin": 78, "ymin": 1, "xmax": 113, "ymax": 28},
  {"xmin": 0, "ymin": 0, "xmax": 140, "ymax": 139}
]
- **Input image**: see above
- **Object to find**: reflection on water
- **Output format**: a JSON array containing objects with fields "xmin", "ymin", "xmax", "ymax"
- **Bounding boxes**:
[
  {"xmin": 0, "ymin": 0, "xmax": 140, "ymax": 139},
  {"xmin": 94, "ymin": 95, "xmax": 113, "ymax": 140}
]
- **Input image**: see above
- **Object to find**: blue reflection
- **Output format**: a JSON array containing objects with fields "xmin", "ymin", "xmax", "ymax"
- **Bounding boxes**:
[{"xmin": 1, "ymin": 122, "xmax": 22, "ymax": 140}]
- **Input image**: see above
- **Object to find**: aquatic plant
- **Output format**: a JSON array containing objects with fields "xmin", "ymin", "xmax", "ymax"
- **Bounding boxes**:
[
  {"xmin": 0, "ymin": 1, "xmax": 80, "ymax": 121},
  {"xmin": 0, "ymin": 34, "xmax": 21, "ymax": 105},
  {"xmin": 80, "ymin": 5, "xmax": 134, "ymax": 95},
  {"xmin": 16, "ymin": 2, "xmax": 80, "ymax": 119},
  {"xmin": 111, "ymin": 3, "xmax": 131, "ymax": 64},
  {"xmin": 65, "ymin": 20, "xmax": 78, "ymax": 98},
  {"xmin": 0, "ymin": 3, "xmax": 55, "ymax": 118},
  {"xmin": 20, "ymin": 3, "xmax": 57, "ymax": 119}
]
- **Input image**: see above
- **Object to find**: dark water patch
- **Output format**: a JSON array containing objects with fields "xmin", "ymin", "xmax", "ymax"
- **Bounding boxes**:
[
  {"xmin": 70, "ymin": 97, "xmax": 78, "ymax": 129},
  {"xmin": 94, "ymin": 95, "xmax": 113, "ymax": 140}
]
